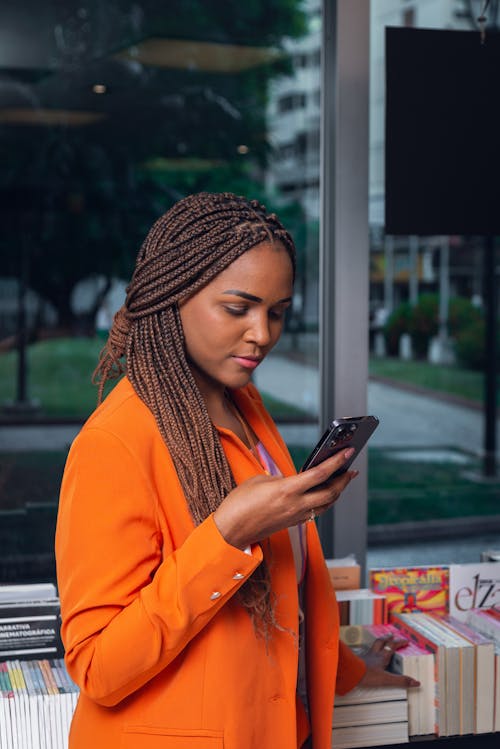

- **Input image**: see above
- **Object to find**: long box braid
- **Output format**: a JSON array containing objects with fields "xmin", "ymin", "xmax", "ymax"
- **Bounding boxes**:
[{"xmin": 93, "ymin": 192, "xmax": 296, "ymax": 638}]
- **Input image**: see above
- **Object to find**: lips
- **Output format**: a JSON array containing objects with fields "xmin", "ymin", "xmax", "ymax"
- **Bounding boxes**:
[{"xmin": 232, "ymin": 355, "xmax": 262, "ymax": 370}]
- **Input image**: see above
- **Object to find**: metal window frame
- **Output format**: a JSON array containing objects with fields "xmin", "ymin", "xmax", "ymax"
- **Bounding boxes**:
[{"xmin": 319, "ymin": 0, "xmax": 370, "ymax": 570}]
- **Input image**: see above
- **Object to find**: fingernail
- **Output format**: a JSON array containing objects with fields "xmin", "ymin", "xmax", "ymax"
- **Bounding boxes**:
[
  {"xmin": 350, "ymin": 470, "xmax": 359, "ymax": 478},
  {"xmin": 344, "ymin": 448, "xmax": 355, "ymax": 459}
]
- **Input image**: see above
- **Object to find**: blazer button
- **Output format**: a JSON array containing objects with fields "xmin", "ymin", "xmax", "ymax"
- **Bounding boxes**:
[
  {"xmin": 210, "ymin": 591, "xmax": 222, "ymax": 600},
  {"xmin": 233, "ymin": 572, "xmax": 245, "ymax": 580}
]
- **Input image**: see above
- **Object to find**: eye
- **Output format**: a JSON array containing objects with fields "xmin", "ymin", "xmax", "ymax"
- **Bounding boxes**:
[
  {"xmin": 269, "ymin": 306, "xmax": 289, "ymax": 321},
  {"xmin": 223, "ymin": 305, "xmax": 248, "ymax": 317}
]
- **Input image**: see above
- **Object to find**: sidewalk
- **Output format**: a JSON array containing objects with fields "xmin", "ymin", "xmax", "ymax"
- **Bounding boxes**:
[{"xmin": 255, "ymin": 354, "xmax": 500, "ymax": 455}]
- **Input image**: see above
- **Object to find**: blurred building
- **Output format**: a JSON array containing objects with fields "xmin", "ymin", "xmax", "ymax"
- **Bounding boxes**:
[{"xmin": 265, "ymin": 0, "xmax": 494, "ymax": 329}]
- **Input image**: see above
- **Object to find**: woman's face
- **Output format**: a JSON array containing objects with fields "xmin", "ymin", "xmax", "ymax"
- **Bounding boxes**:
[{"xmin": 179, "ymin": 240, "xmax": 293, "ymax": 400}]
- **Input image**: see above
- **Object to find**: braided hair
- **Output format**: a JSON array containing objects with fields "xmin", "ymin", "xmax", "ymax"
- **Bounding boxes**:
[{"xmin": 93, "ymin": 192, "xmax": 296, "ymax": 637}]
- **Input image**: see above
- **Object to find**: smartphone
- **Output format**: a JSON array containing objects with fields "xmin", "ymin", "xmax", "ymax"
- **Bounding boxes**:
[{"xmin": 300, "ymin": 415, "xmax": 379, "ymax": 482}]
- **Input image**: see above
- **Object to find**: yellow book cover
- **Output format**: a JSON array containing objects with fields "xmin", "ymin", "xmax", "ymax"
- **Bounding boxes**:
[{"xmin": 369, "ymin": 565, "xmax": 449, "ymax": 619}]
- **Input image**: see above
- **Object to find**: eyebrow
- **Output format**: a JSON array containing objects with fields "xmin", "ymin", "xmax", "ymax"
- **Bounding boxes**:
[{"xmin": 222, "ymin": 290, "xmax": 293, "ymax": 304}]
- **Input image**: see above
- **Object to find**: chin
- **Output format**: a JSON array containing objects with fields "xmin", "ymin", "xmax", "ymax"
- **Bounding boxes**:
[{"xmin": 225, "ymin": 371, "xmax": 254, "ymax": 390}]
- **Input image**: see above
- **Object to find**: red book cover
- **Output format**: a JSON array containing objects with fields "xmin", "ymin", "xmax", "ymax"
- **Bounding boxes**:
[
  {"xmin": 483, "ymin": 607, "xmax": 500, "ymax": 621},
  {"xmin": 369, "ymin": 565, "xmax": 449, "ymax": 620}
]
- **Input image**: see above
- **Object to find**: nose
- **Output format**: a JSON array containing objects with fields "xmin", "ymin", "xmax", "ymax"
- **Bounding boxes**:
[{"xmin": 244, "ymin": 311, "xmax": 272, "ymax": 347}]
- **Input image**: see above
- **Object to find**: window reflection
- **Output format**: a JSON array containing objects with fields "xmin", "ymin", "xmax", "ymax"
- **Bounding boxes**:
[
  {"xmin": 368, "ymin": 0, "xmax": 499, "ymax": 537},
  {"xmin": 0, "ymin": 0, "xmax": 322, "ymax": 582}
]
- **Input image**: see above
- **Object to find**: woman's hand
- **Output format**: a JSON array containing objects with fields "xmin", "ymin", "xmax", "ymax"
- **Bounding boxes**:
[
  {"xmin": 213, "ymin": 448, "xmax": 358, "ymax": 550},
  {"xmin": 357, "ymin": 635, "xmax": 420, "ymax": 689}
]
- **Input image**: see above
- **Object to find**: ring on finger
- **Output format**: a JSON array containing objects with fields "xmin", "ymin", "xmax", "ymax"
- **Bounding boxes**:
[{"xmin": 383, "ymin": 645, "xmax": 392, "ymax": 652}]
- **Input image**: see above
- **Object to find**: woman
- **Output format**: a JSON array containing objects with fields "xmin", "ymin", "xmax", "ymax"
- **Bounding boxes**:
[{"xmin": 56, "ymin": 192, "xmax": 415, "ymax": 749}]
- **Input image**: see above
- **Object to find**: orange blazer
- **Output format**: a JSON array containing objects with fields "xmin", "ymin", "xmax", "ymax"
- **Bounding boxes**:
[{"xmin": 55, "ymin": 378, "xmax": 365, "ymax": 749}]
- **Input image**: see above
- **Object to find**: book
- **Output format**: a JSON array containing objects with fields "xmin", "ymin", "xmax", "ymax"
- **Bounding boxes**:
[
  {"xmin": 481, "ymin": 549, "xmax": 500, "ymax": 562},
  {"xmin": 333, "ymin": 694, "xmax": 408, "ymax": 727},
  {"xmin": 370, "ymin": 623, "xmax": 435, "ymax": 737},
  {"xmin": 495, "ymin": 645, "xmax": 500, "ymax": 733},
  {"xmin": 421, "ymin": 613, "xmax": 475, "ymax": 736},
  {"xmin": 466, "ymin": 607, "xmax": 500, "ymax": 644},
  {"xmin": 0, "ymin": 661, "xmax": 15, "ymax": 749},
  {"xmin": 325, "ymin": 555, "xmax": 361, "ymax": 591},
  {"xmin": 467, "ymin": 608, "xmax": 500, "ymax": 734},
  {"xmin": 6, "ymin": 659, "xmax": 29, "ymax": 749},
  {"xmin": 335, "ymin": 589, "xmax": 387, "ymax": 625},
  {"xmin": 0, "ymin": 659, "xmax": 79, "ymax": 749},
  {"xmin": 0, "ymin": 584, "xmax": 58, "ymax": 604},
  {"xmin": 392, "ymin": 612, "xmax": 449, "ymax": 736},
  {"xmin": 369, "ymin": 565, "xmax": 449, "ymax": 619},
  {"xmin": 25, "ymin": 660, "xmax": 47, "ymax": 749},
  {"xmin": 333, "ymin": 682, "xmax": 408, "ymax": 748},
  {"xmin": 449, "ymin": 562, "xmax": 500, "ymax": 621},
  {"xmin": 0, "ymin": 600, "xmax": 63, "ymax": 660},
  {"xmin": 331, "ymin": 719, "xmax": 409, "ymax": 748},
  {"xmin": 434, "ymin": 614, "xmax": 495, "ymax": 734},
  {"xmin": 335, "ymin": 683, "xmax": 408, "ymax": 707},
  {"xmin": 20, "ymin": 659, "xmax": 41, "ymax": 749}
]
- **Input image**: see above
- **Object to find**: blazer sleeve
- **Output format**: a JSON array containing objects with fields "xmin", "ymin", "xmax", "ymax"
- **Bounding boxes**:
[
  {"xmin": 55, "ymin": 426, "xmax": 262, "ymax": 707},
  {"xmin": 335, "ymin": 640, "xmax": 367, "ymax": 695}
]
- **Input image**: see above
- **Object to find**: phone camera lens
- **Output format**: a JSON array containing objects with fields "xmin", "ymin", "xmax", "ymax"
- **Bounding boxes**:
[{"xmin": 334, "ymin": 424, "xmax": 356, "ymax": 442}]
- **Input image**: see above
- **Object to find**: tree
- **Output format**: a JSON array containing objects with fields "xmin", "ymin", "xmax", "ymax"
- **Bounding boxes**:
[{"xmin": 0, "ymin": 0, "xmax": 308, "ymax": 333}]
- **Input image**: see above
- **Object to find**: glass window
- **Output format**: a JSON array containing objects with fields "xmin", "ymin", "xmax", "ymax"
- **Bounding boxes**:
[
  {"xmin": 0, "ymin": 0, "xmax": 321, "ymax": 583},
  {"xmin": 368, "ymin": 1, "xmax": 500, "ymax": 552}
]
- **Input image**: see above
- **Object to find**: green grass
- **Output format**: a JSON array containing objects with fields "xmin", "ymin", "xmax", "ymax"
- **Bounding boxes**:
[
  {"xmin": 0, "ymin": 338, "xmax": 104, "ymax": 418},
  {"xmin": 369, "ymin": 356, "xmax": 489, "ymax": 404},
  {"xmin": 365, "ymin": 448, "xmax": 500, "ymax": 524},
  {"xmin": 287, "ymin": 445, "xmax": 500, "ymax": 525},
  {"xmin": 0, "ymin": 337, "xmax": 308, "ymax": 421}
]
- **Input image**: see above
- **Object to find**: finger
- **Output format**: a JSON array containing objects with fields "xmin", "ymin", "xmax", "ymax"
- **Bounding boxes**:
[
  {"xmin": 305, "ymin": 468, "xmax": 358, "ymax": 510},
  {"xmin": 360, "ymin": 666, "xmax": 420, "ymax": 689},
  {"xmin": 378, "ymin": 634, "xmax": 396, "ymax": 649},
  {"xmin": 392, "ymin": 636, "xmax": 409, "ymax": 651},
  {"xmin": 300, "ymin": 476, "xmax": 359, "ymax": 524},
  {"xmin": 385, "ymin": 671, "xmax": 421, "ymax": 689},
  {"xmin": 296, "ymin": 448, "xmax": 356, "ymax": 491},
  {"xmin": 373, "ymin": 634, "xmax": 407, "ymax": 653}
]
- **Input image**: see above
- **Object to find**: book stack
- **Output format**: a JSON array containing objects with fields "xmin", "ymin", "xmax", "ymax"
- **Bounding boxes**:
[
  {"xmin": 0, "ymin": 583, "xmax": 63, "ymax": 661},
  {"xmin": 391, "ymin": 611, "xmax": 500, "ymax": 737},
  {"xmin": 335, "ymin": 589, "xmax": 387, "ymax": 626},
  {"xmin": 391, "ymin": 611, "xmax": 461, "ymax": 736},
  {"xmin": 435, "ymin": 614, "xmax": 496, "ymax": 734},
  {"xmin": 0, "ymin": 657, "xmax": 79, "ymax": 749},
  {"xmin": 340, "ymin": 622, "xmax": 434, "ymax": 737},
  {"xmin": 332, "ymin": 682, "xmax": 408, "ymax": 747},
  {"xmin": 466, "ymin": 607, "xmax": 500, "ymax": 731}
]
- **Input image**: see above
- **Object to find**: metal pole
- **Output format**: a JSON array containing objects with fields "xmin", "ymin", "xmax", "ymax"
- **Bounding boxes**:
[
  {"xmin": 409, "ymin": 235, "xmax": 418, "ymax": 306},
  {"xmin": 384, "ymin": 235, "xmax": 394, "ymax": 315},
  {"xmin": 483, "ymin": 235, "xmax": 498, "ymax": 477},
  {"xmin": 16, "ymin": 243, "xmax": 28, "ymax": 405},
  {"xmin": 439, "ymin": 237, "xmax": 450, "ymax": 342}
]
